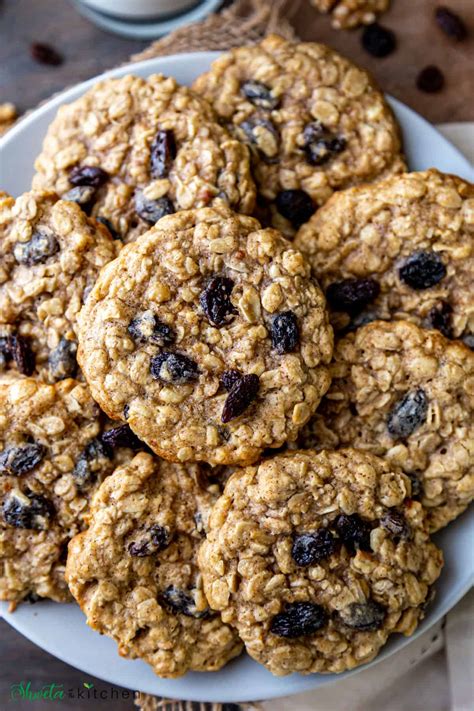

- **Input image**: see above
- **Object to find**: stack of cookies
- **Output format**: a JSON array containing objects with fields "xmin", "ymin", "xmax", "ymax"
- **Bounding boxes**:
[{"xmin": 0, "ymin": 34, "xmax": 472, "ymax": 680}]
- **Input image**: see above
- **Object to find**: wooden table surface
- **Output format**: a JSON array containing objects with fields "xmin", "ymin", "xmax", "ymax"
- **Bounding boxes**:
[
  {"xmin": 0, "ymin": 0, "xmax": 473, "ymax": 123},
  {"xmin": 0, "ymin": 0, "xmax": 472, "ymax": 708}
]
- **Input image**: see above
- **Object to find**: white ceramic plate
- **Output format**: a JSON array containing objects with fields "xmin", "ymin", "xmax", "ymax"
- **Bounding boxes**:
[{"xmin": 0, "ymin": 53, "xmax": 473, "ymax": 704}]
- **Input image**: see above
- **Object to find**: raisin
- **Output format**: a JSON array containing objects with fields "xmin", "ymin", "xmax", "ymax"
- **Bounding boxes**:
[
  {"xmin": 275, "ymin": 190, "xmax": 315, "ymax": 227},
  {"xmin": 417, "ymin": 66, "xmax": 445, "ymax": 93},
  {"xmin": 200, "ymin": 276, "xmax": 236, "ymax": 327},
  {"xmin": 426, "ymin": 301, "xmax": 453, "ymax": 338},
  {"xmin": 0, "ymin": 337, "xmax": 10, "ymax": 372},
  {"xmin": 292, "ymin": 529, "xmax": 337, "ymax": 567},
  {"xmin": 128, "ymin": 310, "xmax": 175, "ymax": 346},
  {"xmin": 241, "ymin": 80, "xmax": 279, "ymax": 110},
  {"xmin": 8, "ymin": 335, "xmax": 35, "ymax": 376},
  {"xmin": 221, "ymin": 374, "xmax": 259, "ymax": 423},
  {"xmin": 335, "ymin": 514, "xmax": 372, "ymax": 552},
  {"xmin": 13, "ymin": 230, "xmax": 59, "ymax": 266},
  {"xmin": 326, "ymin": 278, "xmax": 380, "ymax": 314},
  {"xmin": 303, "ymin": 122, "xmax": 347, "ymax": 166},
  {"xmin": 194, "ymin": 511, "xmax": 207, "ymax": 536},
  {"xmin": 361, "ymin": 23, "xmax": 397, "ymax": 57},
  {"xmin": 462, "ymin": 334, "xmax": 474, "ymax": 350},
  {"xmin": 342, "ymin": 310, "xmax": 382, "ymax": 335},
  {"xmin": 239, "ymin": 116, "xmax": 279, "ymax": 158},
  {"xmin": 128, "ymin": 525, "xmax": 171, "ymax": 557},
  {"xmin": 270, "ymin": 602, "xmax": 327, "ymax": 638},
  {"xmin": 387, "ymin": 389, "xmax": 428, "ymax": 439},
  {"xmin": 73, "ymin": 439, "xmax": 111, "ymax": 486},
  {"xmin": 48, "ymin": 338, "xmax": 77, "ymax": 381},
  {"xmin": 2, "ymin": 490, "xmax": 54, "ymax": 530},
  {"xmin": 150, "ymin": 352, "xmax": 199, "ymax": 384},
  {"xmin": 271, "ymin": 311, "xmax": 300, "ymax": 354},
  {"xmin": 62, "ymin": 186, "xmax": 96, "ymax": 215},
  {"xmin": 30, "ymin": 42, "xmax": 63, "ymax": 66},
  {"xmin": 0, "ymin": 443, "xmax": 45, "ymax": 476},
  {"xmin": 339, "ymin": 600, "xmax": 386, "ymax": 631},
  {"xmin": 24, "ymin": 592, "xmax": 43, "ymax": 604},
  {"xmin": 399, "ymin": 251, "xmax": 447, "ymax": 290},
  {"xmin": 101, "ymin": 424, "xmax": 142, "ymax": 450},
  {"xmin": 159, "ymin": 586, "xmax": 210, "ymax": 618},
  {"xmin": 135, "ymin": 192, "xmax": 175, "ymax": 225},
  {"xmin": 435, "ymin": 6, "xmax": 468, "ymax": 41},
  {"xmin": 407, "ymin": 472, "xmax": 423, "ymax": 499},
  {"xmin": 150, "ymin": 129, "xmax": 177, "ymax": 179},
  {"xmin": 221, "ymin": 369, "xmax": 243, "ymax": 391},
  {"xmin": 380, "ymin": 509, "xmax": 409, "ymax": 539},
  {"xmin": 96, "ymin": 217, "xmax": 119, "ymax": 240},
  {"xmin": 69, "ymin": 165, "xmax": 109, "ymax": 188}
]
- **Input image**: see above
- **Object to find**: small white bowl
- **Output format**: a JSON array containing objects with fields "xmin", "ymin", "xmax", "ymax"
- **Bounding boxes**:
[{"xmin": 80, "ymin": 0, "xmax": 200, "ymax": 19}]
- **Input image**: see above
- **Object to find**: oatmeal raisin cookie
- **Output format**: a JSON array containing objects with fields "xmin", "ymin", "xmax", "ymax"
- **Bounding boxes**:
[
  {"xmin": 33, "ymin": 74, "xmax": 256, "ymax": 242},
  {"xmin": 194, "ymin": 34, "xmax": 404, "ymax": 235},
  {"xmin": 294, "ymin": 170, "xmax": 474, "ymax": 341},
  {"xmin": 66, "ymin": 452, "xmax": 243, "ymax": 678},
  {"xmin": 0, "ymin": 190, "xmax": 118, "ymax": 381},
  {"xmin": 77, "ymin": 204, "xmax": 333, "ymax": 466},
  {"xmin": 199, "ymin": 449, "xmax": 443, "ymax": 676},
  {"xmin": 0, "ymin": 376, "xmax": 133, "ymax": 603},
  {"xmin": 297, "ymin": 321, "xmax": 474, "ymax": 532}
]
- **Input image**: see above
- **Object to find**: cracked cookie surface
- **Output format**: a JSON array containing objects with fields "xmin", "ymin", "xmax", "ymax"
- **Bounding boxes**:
[
  {"xmin": 194, "ymin": 34, "xmax": 404, "ymax": 236},
  {"xmin": 77, "ymin": 204, "xmax": 333, "ymax": 466},
  {"xmin": 0, "ymin": 190, "xmax": 118, "ymax": 381},
  {"xmin": 297, "ymin": 321, "xmax": 474, "ymax": 532},
  {"xmin": 294, "ymin": 170, "xmax": 474, "ymax": 340},
  {"xmin": 33, "ymin": 74, "xmax": 256, "ymax": 243},
  {"xmin": 199, "ymin": 449, "xmax": 443, "ymax": 676},
  {"xmin": 0, "ymin": 376, "xmax": 128, "ymax": 603},
  {"xmin": 310, "ymin": 0, "xmax": 390, "ymax": 29},
  {"xmin": 66, "ymin": 452, "xmax": 243, "ymax": 678}
]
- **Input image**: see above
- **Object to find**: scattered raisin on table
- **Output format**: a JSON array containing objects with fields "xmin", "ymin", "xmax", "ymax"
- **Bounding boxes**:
[
  {"xmin": 30, "ymin": 42, "xmax": 63, "ymax": 66},
  {"xmin": 435, "ymin": 6, "xmax": 468, "ymax": 41},
  {"xmin": 361, "ymin": 23, "xmax": 396, "ymax": 58},
  {"xmin": 417, "ymin": 66, "xmax": 445, "ymax": 93}
]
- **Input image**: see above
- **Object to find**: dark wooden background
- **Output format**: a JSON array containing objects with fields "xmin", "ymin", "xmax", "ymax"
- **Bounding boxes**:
[
  {"xmin": 0, "ymin": 0, "xmax": 473, "ymax": 123},
  {"xmin": 0, "ymin": 0, "xmax": 472, "ymax": 708}
]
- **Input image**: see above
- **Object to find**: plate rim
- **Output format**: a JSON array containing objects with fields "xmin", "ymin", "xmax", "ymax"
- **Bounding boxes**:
[{"xmin": 0, "ymin": 51, "xmax": 473, "ymax": 703}]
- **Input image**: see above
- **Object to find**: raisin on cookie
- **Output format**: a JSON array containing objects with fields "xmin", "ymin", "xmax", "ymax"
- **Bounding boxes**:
[
  {"xmin": 66, "ymin": 452, "xmax": 243, "ymax": 678},
  {"xmin": 297, "ymin": 321, "xmax": 474, "ymax": 532},
  {"xmin": 194, "ymin": 34, "xmax": 405, "ymax": 235},
  {"xmin": 77, "ymin": 204, "xmax": 333, "ymax": 466},
  {"xmin": 0, "ymin": 190, "xmax": 118, "ymax": 382},
  {"xmin": 199, "ymin": 449, "xmax": 443, "ymax": 676},
  {"xmin": 294, "ymin": 170, "xmax": 474, "ymax": 341},
  {"xmin": 33, "ymin": 74, "xmax": 256, "ymax": 243},
  {"xmin": 0, "ymin": 376, "xmax": 129, "ymax": 604}
]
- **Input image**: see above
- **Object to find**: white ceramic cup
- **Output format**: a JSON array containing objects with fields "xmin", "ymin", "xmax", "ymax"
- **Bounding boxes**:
[{"xmin": 80, "ymin": 0, "xmax": 200, "ymax": 19}]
